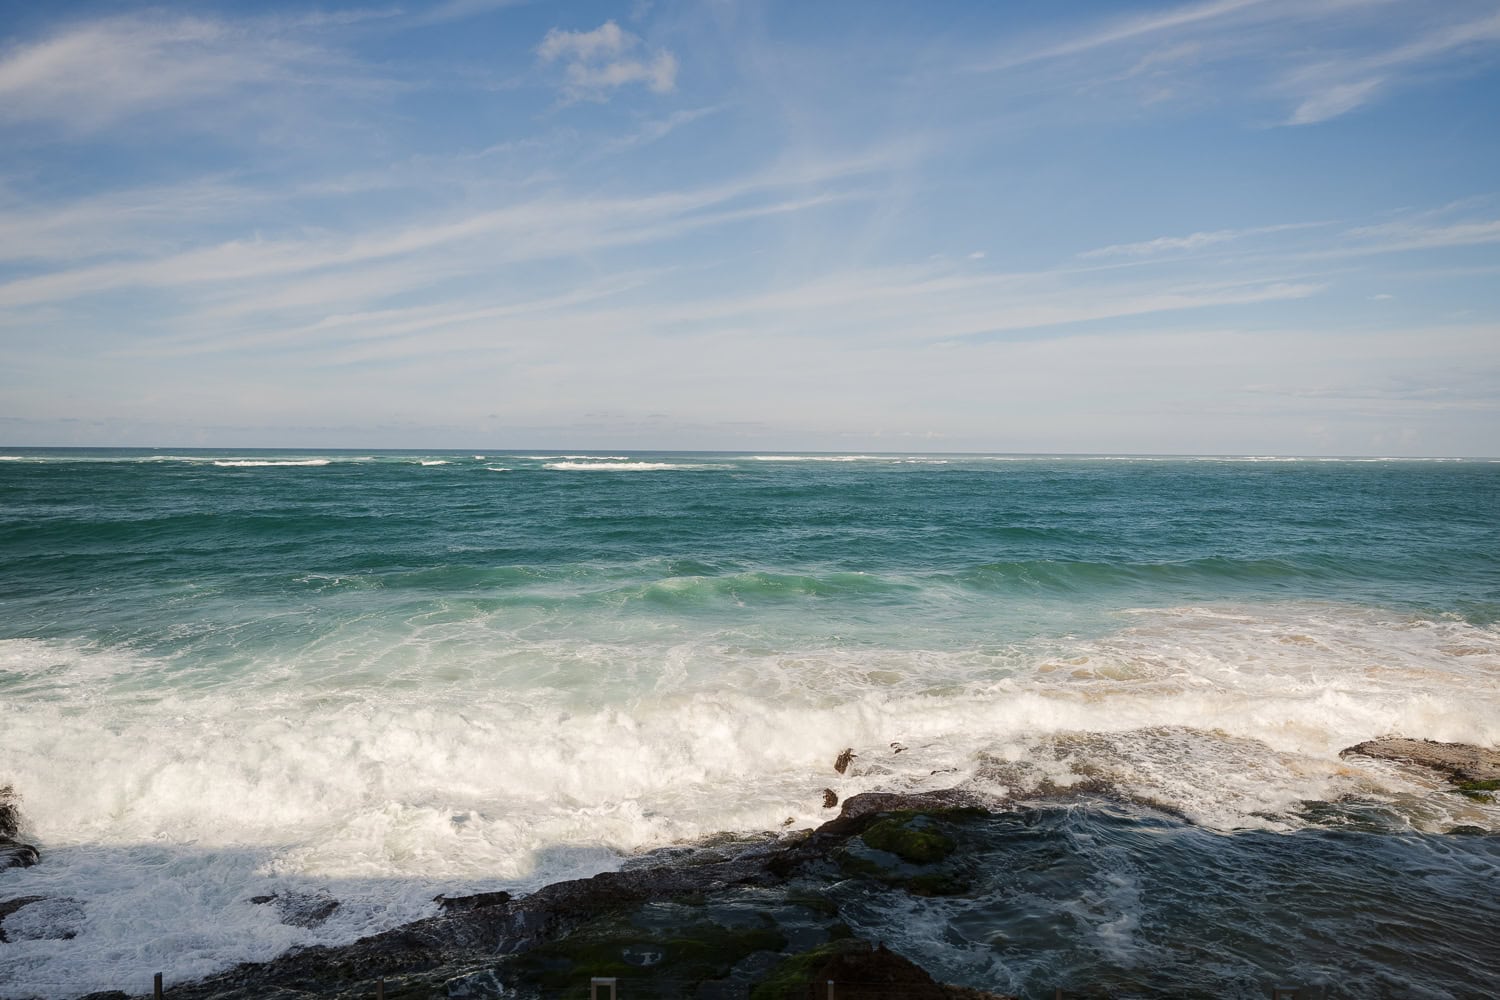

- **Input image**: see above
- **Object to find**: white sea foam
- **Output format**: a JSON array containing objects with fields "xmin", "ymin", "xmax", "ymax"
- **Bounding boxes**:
[
  {"xmin": 523, "ymin": 455, "xmax": 630, "ymax": 461},
  {"xmin": 419, "ymin": 460, "xmax": 449, "ymax": 466},
  {"xmin": 211, "ymin": 459, "xmax": 331, "ymax": 468},
  {"xmin": 544, "ymin": 462, "xmax": 707, "ymax": 471},
  {"xmin": 484, "ymin": 466, "xmax": 512, "ymax": 472},
  {"xmin": 1, "ymin": 604, "xmax": 1495, "ymax": 994},
  {"xmin": 750, "ymin": 455, "xmax": 885, "ymax": 462}
]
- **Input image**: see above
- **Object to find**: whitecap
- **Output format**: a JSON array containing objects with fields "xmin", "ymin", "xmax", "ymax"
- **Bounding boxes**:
[
  {"xmin": 544, "ymin": 461, "xmax": 703, "ymax": 471},
  {"xmin": 211, "ymin": 459, "xmax": 331, "ymax": 467}
]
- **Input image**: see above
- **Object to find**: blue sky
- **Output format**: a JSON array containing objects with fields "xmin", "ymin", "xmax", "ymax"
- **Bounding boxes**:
[{"xmin": 1, "ymin": 0, "xmax": 1497, "ymax": 454}]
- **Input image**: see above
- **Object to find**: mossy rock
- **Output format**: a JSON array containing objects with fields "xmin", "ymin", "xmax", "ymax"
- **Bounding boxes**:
[
  {"xmin": 906, "ymin": 872, "xmax": 973, "ymax": 897},
  {"xmin": 506, "ymin": 912, "xmax": 786, "ymax": 998},
  {"xmin": 751, "ymin": 941, "xmax": 857, "ymax": 1000},
  {"xmin": 784, "ymin": 889, "xmax": 840, "ymax": 917},
  {"xmin": 1448, "ymin": 825, "xmax": 1490, "ymax": 836},
  {"xmin": 750, "ymin": 940, "xmax": 956, "ymax": 1000},
  {"xmin": 860, "ymin": 817, "xmax": 956, "ymax": 864},
  {"xmin": 1454, "ymin": 779, "xmax": 1500, "ymax": 802}
]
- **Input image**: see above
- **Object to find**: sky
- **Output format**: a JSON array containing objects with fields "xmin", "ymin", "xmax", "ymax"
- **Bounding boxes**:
[{"xmin": 1, "ymin": 0, "xmax": 1498, "ymax": 455}]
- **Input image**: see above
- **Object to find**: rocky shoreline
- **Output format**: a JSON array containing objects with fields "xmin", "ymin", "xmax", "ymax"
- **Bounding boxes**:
[{"xmin": 3, "ymin": 739, "xmax": 1497, "ymax": 999}]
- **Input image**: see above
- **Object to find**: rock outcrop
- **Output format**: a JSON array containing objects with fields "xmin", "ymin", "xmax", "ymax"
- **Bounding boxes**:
[
  {"xmin": 0, "ymin": 784, "xmax": 40, "ymax": 871},
  {"xmin": 1340, "ymin": 738, "xmax": 1500, "ymax": 783},
  {"xmin": 148, "ymin": 791, "xmax": 1014, "ymax": 1000},
  {"xmin": 0, "ymin": 895, "xmax": 84, "ymax": 942},
  {"xmin": 249, "ymin": 890, "xmax": 341, "ymax": 928}
]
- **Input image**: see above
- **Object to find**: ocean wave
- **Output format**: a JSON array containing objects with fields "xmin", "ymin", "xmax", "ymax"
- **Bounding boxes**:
[
  {"xmin": 750, "ymin": 455, "xmax": 885, "ymax": 462},
  {"xmin": 211, "ymin": 459, "xmax": 331, "ymax": 467},
  {"xmin": 1, "ymin": 604, "xmax": 1495, "ymax": 992},
  {"xmin": 544, "ymin": 461, "xmax": 710, "ymax": 471}
]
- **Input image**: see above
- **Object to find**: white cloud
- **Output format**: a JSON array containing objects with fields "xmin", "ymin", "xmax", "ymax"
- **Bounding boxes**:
[
  {"xmin": 1286, "ymin": 78, "xmax": 1383, "ymax": 125},
  {"xmin": 0, "ymin": 151, "xmax": 891, "ymax": 313},
  {"xmin": 603, "ymin": 105, "xmax": 723, "ymax": 151},
  {"xmin": 0, "ymin": 14, "xmax": 337, "ymax": 132},
  {"xmin": 983, "ymin": 0, "xmax": 1271, "ymax": 70},
  {"xmin": 1080, "ymin": 222, "xmax": 1327, "ymax": 259},
  {"xmin": 536, "ymin": 20, "xmax": 677, "ymax": 98},
  {"xmin": 1345, "ymin": 218, "xmax": 1500, "ymax": 254},
  {"xmin": 537, "ymin": 21, "xmax": 632, "ymax": 63},
  {"xmin": 1281, "ymin": 9, "xmax": 1500, "ymax": 124}
]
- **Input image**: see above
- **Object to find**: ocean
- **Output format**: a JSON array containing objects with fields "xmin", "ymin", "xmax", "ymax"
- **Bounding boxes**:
[{"xmin": 1, "ymin": 449, "xmax": 1497, "ymax": 998}]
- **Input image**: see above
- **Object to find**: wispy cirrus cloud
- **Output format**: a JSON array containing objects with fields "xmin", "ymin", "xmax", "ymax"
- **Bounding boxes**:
[
  {"xmin": 1282, "ymin": 8, "xmax": 1500, "ymax": 124},
  {"xmin": 1080, "ymin": 222, "xmax": 1330, "ymax": 259},
  {"xmin": 0, "ymin": 13, "xmax": 353, "ymax": 133},
  {"xmin": 981, "ymin": 0, "xmax": 1273, "ymax": 71},
  {"xmin": 536, "ymin": 20, "xmax": 677, "ymax": 99},
  {"xmin": 975, "ymin": 0, "xmax": 1500, "ymax": 127},
  {"xmin": 0, "ymin": 149, "xmax": 891, "ymax": 312}
]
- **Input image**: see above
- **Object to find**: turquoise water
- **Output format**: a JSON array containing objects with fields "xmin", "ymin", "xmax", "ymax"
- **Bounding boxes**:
[{"xmin": 1, "ymin": 450, "xmax": 1498, "ymax": 996}]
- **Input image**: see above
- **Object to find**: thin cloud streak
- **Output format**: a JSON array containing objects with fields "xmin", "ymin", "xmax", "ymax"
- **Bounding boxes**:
[
  {"xmin": 1080, "ymin": 223, "xmax": 1331, "ymax": 259},
  {"xmin": 0, "ymin": 13, "xmax": 353, "ymax": 132},
  {"xmin": 0, "ymin": 154, "xmax": 891, "ymax": 310}
]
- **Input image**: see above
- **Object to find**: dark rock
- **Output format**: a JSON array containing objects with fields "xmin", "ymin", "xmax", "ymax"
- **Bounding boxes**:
[
  {"xmin": 0, "ymin": 896, "xmax": 84, "ymax": 941},
  {"xmin": 434, "ymin": 890, "xmax": 512, "ymax": 913},
  {"xmin": 1342, "ymin": 738, "xmax": 1500, "ymax": 783},
  {"xmin": 251, "ymin": 890, "xmax": 341, "ymax": 928},
  {"xmin": 0, "ymin": 785, "xmax": 39, "ymax": 872},
  {"xmin": 0, "ymin": 785, "xmax": 19, "ymax": 839},
  {"xmin": 820, "ymin": 789, "xmax": 994, "ymax": 835},
  {"xmin": 0, "ymin": 895, "xmax": 46, "ymax": 943},
  {"xmin": 753, "ymin": 940, "xmax": 1015, "ymax": 1000},
  {"xmin": 861, "ymin": 816, "xmax": 956, "ymax": 864},
  {"xmin": 833, "ymin": 748, "xmax": 855, "ymax": 774},
  {"xmin": 152, "ymin": 798, "xmax": 1007, "ymax": 1000},
  {"xmin": 890, "ymin": 742, "xmax": 908, "ymax": 754},
  {"xmin": 821, "ymin": 788, "xmax": 839, "ymax": 809},
  {"xmin": 1, "ymin": 839, "xmax": 40, "ymax": 871},
  {"xmin": 1447, "ymin": 825, "xmax": 1490, "ymax": 836}
]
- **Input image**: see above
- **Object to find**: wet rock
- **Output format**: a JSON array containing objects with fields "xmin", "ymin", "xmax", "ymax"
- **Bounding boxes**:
[
  {"xmin": 0, "ymin": 785, "xmax": 20, "ymax": 839},
  {"xmin": 833, "ymin": 748, "xmax": 856, "ymax": 774},
  {"xmin": 251, "ymin": 890, "xmax": 340, "ymax": 928},
  {"xmin": 820, "ymin": 789, "xmax": 995, "ymax": 835},
  {"xmin": 861, "ymin": 816, "xmax": 956, "ymax": 865},
  {"xmin": 505, "ymin": 910, "xmax": 786, "ymax": 993},
  {"xmin": 821, "ymin": 788, "xmax": 839, "ymax": 809},
  {"xmin": 0, "ymin": 896, "xmax": 84, "ymax": 941},
  {"xmin": 0, "ymin": 784, "xmax": 40, "ymax": 872},
  {"xmin": 753, "ymin": 940, "xmax": 1015, "ymax": 1000},
  {"xmin": 155, "ymin": 799, "xmax": 1004, "ymax": 1000},
  {"xmin": 0, "ymin": 895, "xmax": 45, "ymax": 943},
  {"xmin": 1342, "ymin": 738, "xmax": 1500, "ymax": 783},
  {"xmin": 434, "ymin": 890, "xmax": 512, "ymax": 913},
  {"xmin": 890, "ymin": 742, "xmax": 908, "ymax": 754},
  {"xmin": 0, "ymin": 839, "xmax": 39, "ymax": 871}
]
